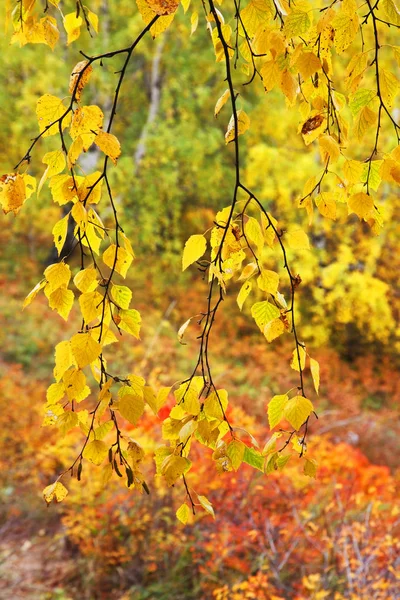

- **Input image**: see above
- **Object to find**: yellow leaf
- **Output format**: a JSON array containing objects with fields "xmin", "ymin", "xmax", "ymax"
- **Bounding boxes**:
[
  {"xmin": 63, "ymin": 12, "xmax": 82, "ymax": 45},
  {"xmin": 103, "ymin": 244, "xmax": 133, "ymax": 278},
  {"xmin": 354, "ymin": 105, "xmax": 377, "ymax": 141},
  {"xmin": 296, "ymin": 51, "xmax": 321, "ymax": 80},
  {"xmin": 71, "ymin": 202, "xmax": 87, "ymax": 232},
  {"xmin": 251, "ymin": 301, "xmax": 280, "ymax": 332},
  {"xmin": 136, "ymin": 0, "xmax": 176, "ymax": 37},
  {"xmin": 95, "ymin": 131, "xmax": 121, "ymax": 165},
  {"xmin": 240, "ymin": 0, "xmax": 273, "ymax": 37},
  {"xmin": 145, "ymin": 0, "xmax": 179, "ymax": 14},
  {"xmin": 0, "ymin": 173, "xmax": 29, "ymax": 215},
  {"xmin": 48, "ymin": 285, "xmax": 74, "ymax": 320},
  {"xmin": 119, "ymin": 394, "xmax": 145, "ymax": 425},
  {"xmin": 36, "ymin": 94, "xmax": 70, "ymax": 137},
  {"xmin": 238, "ymin": 262, "xmax": 258, "ymax": 281},
  {"xmin": 203, "ymin": 389, "xmax": 228, "ymax": 421},
  {"xmin": 111, "ymin": 285, "xmax": 132, "ymax": 309},
  {"xmin": 11, "ymin": 15, "xmax": 60, "ymax": 50},
  {"xmin": 319, "ymin": 135, "xmax": 340, "ymax": 164},
  {"xmin": 63, "ymin": 368, "xmax": 89, "ymax": 402},
  {"xmin": 310, "ymin": 358, "xmax": 320, "ymax": 394},
  {"xmin": 264, "ymin": 318, "xmax": 285, "ymax": 342},
  {"xmin": 268, "ymin": 394, "xmax": 289, "ymax": 429},
  {"xmin": 52, "ymin": 214, "xmax": 69, "ymax": 256},
  {"xmin": 284, "ymin": 10, "xmax": 311, "ymax": 37},
  {"xmin": 74, "ymin": 267, "xmax": 98, "ymax": 293},
  {"xmin": 79, "ymin": 290, "xmax": 103, "ymax": 323},
  {"xmin": 70, "ymin": 105, "xmax": 104, "ymax": 151},
  {"xmin": 68, "ymin": 136, "xmax": 84, "ymax": 168},
  {"xmin": 304, "ymin": 457, "xmax": 318, "ymax": 478},
  {"xmin": 78, "ymin": 172, "xmax": 103, "ymax": 204},
  {"xmin": 125, "ymin": 375, "xmax": 146, "ymax": 397},
  {"xmin": 83, "ymin": 440, "xmax": 108, "ymax": 465},
  {"xmin": 176, "ymin": 503, "xmax": 191, "ymax": 524},
  {"xmin": 39, "ymin": 149, "xmax": 66, "ymax": 194},
  {"xmin": 144, "ymin": 386, "xmax": 170, "ymax": 414},
  {"xmin": 280, "ymin": 69, "xmax": 297, "ymax": 104},
  {"xmin": 54, "ymin": 340, "xmax": 74, "ymax": 381},
  {"xmin": 286, "ymin": 229, "xmax": 310, "ymax": 250},
  {"xmin": 182, "ymin": 234, "xmax": 207, "ymax": 271},
  {"xmin": 179, "ymin": 418, "xmax": 198, "ymax": 441},
  {"xmin": 119, "ymin": 309, "xmax": 142, "ymax": 338},
  {"xmin": 120, "ymin": 232, "xmax": 135, "ymax": 257},
  {"xmin": 49, "ymin": 174, "xmax": 77, "ymax": 205},
  {"xmin": 301, "ymin": 114, "xmax": 326, "ymax": 146},
  {"xmin": 43, "ymin": 481, "xmax": 68, "ymax": 505},
  {"xmin": 214, "ymin": 89, "xmax": 230, "ymax": 117},
  {"xmin": 343, "ymin": 159, "xmax": 364, "ymax": 184},
  {"xmin": 198, "ymin": 494, "xmax": 215, "ymax": 518},
  {"xmin": 237, "ymin": 281, "xmax": 252, "ymax": 310},
  {"xmin": 262, "ymin": 431, "xmax": 282, "ymax": 454},
  {"xmin": 87, "ymin": 9, "xmax": 99, "ymax": 32},
  {"xmin": 161, "ymin": 454, "xmax": 191, "ymax": 486},
  {"xmin": 380, "ymin": 69, "xmax": 399, "ymax": 108},
  {"xmin": 260, "ymin": 60, "xmax": 280, "ymax": 91},
  {"xmin": 177, "ymin": 318, "xmax": 191, "ymax": 344},
  {"xmin": 257, "ymin": 270, "xmax": 279, "ymax": 295},
  {"xmin": 44, "ymin": 262, "xmax": 71, "ymax": 293},
  {"xmin": 315, "ymin": 192, "xmax": 337, "ymax": 220},
  {"xmin": 245, "ymin": 217, "xmax": 264, "ymax": 256},
  {"xmin": 226, "ymin": 439, "xmax": 245, "ymax": 470},
  {"xmin": 69, "ymin": 60, "xmax": 93, "ymax": 101},
  {"xmin": 283, "ymin": 395, "xmax": 313, "ymax": 430},
  {"xmin": 190, "ymin": 11, "xmax": 198, "ymax": 35},
  {"xmin": 70, "ymin": 332, "xmax": 102, "ymax": 368},
  {"xmin": 290, "ymin": 346, "xmax": 306, "ymax": 371},
  {"xmin": 56, "ymin": 410, "xmax": 79, "ymax": 436},
  {"xmin": 333, "ymin": 10, "xmax": 358, "ymax": 54},
  {"xmin": 348, "ymin": 192, "xmax": 374, "ymax": 219},
  {"xmin": 23, "ymin": 279, "xmax": 46, "ymax": 309},
  {"xmin": 46, "ymin": 381, "xmax": 65, "ymax": 404},
  {"xmin": 225, "ymin": 110, "xmax": 250, "ymax": 143}
]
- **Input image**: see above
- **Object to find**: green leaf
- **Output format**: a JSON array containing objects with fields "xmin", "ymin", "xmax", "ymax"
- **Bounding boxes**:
[
  {"xmin": 111, "ymin": 285, "xmax": 132, "ymax": 309},
  {"xmin": 267, "ymin": 394, "xmax": 289, "ymax": 429},
  {"xmin": 119, "ymin": 309, "xmax": 141, "ymax": 338},
  {"xmin": 243, "ymin": 447, "xmax": 264, "ymax": 471},
  {"xmin": 251, "ymin": 301, "xmax": 280, "ymax": 332},
  {"xmin": 226, "ymin": 439, "xmax": 246, "ymax": 471}
]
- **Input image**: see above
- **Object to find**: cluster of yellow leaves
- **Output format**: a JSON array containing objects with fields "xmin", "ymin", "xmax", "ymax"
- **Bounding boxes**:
[
  {"xmin": 199, "ymin": 0, "xmax": 400, "ymax": 233},
  {"xmin": 8, "ymin": 0, "xmax": 98, "ymax": 48}
]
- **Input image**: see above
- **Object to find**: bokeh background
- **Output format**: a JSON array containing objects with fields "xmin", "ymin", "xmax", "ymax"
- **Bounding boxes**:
[{"xmin": 0, "ymin": 2, "xmax": 399, "ymax": 599}]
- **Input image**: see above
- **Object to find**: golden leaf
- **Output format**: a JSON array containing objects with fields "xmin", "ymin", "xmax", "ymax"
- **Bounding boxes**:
[
  {"xmin": 95, "ymin": 131, "xmax": 121, "ymax": 165},
  {"xmin": 69, "ymin": 60, "xmax": 93, "ymax": 101},
  {"xmin": 103, "ymin": 244, "xmax": 133, "ymax": 278},
  {"xmin": 70, "ymin": 332, "xmax": 102, "ymax": 368}
]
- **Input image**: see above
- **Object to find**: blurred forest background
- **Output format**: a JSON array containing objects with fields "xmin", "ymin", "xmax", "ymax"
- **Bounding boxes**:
[{"xmin": 0, "ymin": 1, "xmax": 399, "ymax": 599}]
